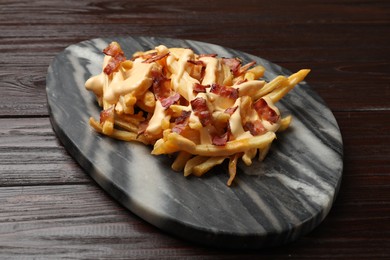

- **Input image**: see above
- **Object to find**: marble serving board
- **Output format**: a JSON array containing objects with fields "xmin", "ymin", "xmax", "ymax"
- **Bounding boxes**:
[{"xmin": 46, "ymin": 36, "xmax": 343, "ymax": 249}]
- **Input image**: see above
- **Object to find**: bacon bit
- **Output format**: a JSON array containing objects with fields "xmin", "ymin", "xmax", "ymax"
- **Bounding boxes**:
[
  {"xmin": 103, "ymin": 55, "xmax": 126, "ymax": 75},
  {"xmin": 132, "ymin": 52, "xmax": 157, "ymax": 61},
  {"xmin": 151, "ymin": 69, "xmax": 170, "ymax": 100},
  {"xmin": 137, "ymin": 120, "xmax": 149, "ymax": 136},
  {"xmin": 175, "ymin": 110, "xmax": 191, "ymax": 124},
  {"xmin": 222, "ymin": 58, "xmax": 256, "ymax": 76},
  {"xmin": 212, "ymin": 131, "xmax": 229, "ymax": 146},
  {"xmin": 160, "ymin": 93, "xmax": 180, "ymax": 109},
  {"xmin": 199, "ymin": 53, "xmax": 218, "ymax": 58},
  {"xmin": 103, "ymin": 42, "xmax": 124, "ymax": 57},
  {"xmin": 142, "ymin": 52, "xmax": 170, "ymax": 63},
  {"xmin": 244, "ymin": 120, "xmax": 267, "ymax": 136},
  {"xmin": 100, "ymin": 106, "xmax": 115, "ymax": 124},
  {"xmin": 238, "ymin": 61, "xmax": 256, "ymax": 75},
  {"xmin": 151, "ymin": 68, "xmax": 164, "ymax": 83},
  {"xmin": 253, "ymin": 98, "xmax": 279, "ymax": 124},
  {"xmin": 210, "ymin": 83, "xmax": 239, "ymax": 99},
  {"xmin": 187, "ymin": 59, "xmax": 205, "ymax": 66},
  {"xmin": 103, "ymin": 42, "xmax": 126, "ymax": 76},
  {"xmin": 172, "ymin": 110, "xmax": 191, "ymax": 133},
  {"xmin": 198, "ymin": 111, "xmax": 212, "ymax": 126},
  {"xmin": 193, "ymin": 83, "xmax": 209, "ymax": 93},
  {"xmin": 212, "ymin": 123, "xmax": 233, "ymax": 146},
  {"xmin": 224, "ymin": 106, "xmax": 238, "ymax": 115},
  {"xmin": 222, "ymin": 58, "xmax": 241, "ymax": 75},
  {"xmin": 190, "ymin": 97, "xmax": 212, "ymax": 126}
]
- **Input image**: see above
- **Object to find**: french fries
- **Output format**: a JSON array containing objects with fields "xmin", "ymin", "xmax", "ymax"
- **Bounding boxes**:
[{"xmin": 85, "ymin": 42, "xmax": 310, "ymax": 186}]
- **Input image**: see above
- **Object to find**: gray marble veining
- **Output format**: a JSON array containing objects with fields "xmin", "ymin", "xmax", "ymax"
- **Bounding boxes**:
[{"xmin": 46, "ymin": 36, "xmax": 343, "ymax": 249}]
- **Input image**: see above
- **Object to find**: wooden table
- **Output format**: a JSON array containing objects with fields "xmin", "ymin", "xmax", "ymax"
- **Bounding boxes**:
[{"xmin": 1, "ymin": 0, "xmax": 389, "ymax": 258}]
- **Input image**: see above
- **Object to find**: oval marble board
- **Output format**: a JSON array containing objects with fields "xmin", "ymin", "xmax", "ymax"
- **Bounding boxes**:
[{"xmin": 46, "ymin": 36, "xmax": 343, "ymax": 249}]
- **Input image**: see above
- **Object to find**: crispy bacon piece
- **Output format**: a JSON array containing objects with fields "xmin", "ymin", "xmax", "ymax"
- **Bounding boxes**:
[
  {"xmin": 212, "ymin": 131, "xmax": 229, "ymax": 146},
  {"xmin": 222, "ymin": 58, "xmax": 256, "ymax": 76},
  {"xmin": 131, "ymin": 52, "xmax": 156, "ymax": 61},
  {"xmin": 100, "ymin": 106, "xmax": 114, "ymax": 124},
  {"xmin": 253, "ymin": 98, "xmax": 279, "ymax": 123},
  {"xmin": 222, "ymin": 58, "xmax": 241, "ymax": 75},
  {"xmin": 238, "ymin": 61, "xmax": 256, "ymax": 75},
  {"xmin": 212, "ymin": 123, "xmax": 233, "ymax": 146},
  {"xmin": 152, "ymin": 69, "xmax": 179, "ymax": 109},
  {"xmin": 187, "ymin": 59, "xmax": 206, "ymax": 66},
  {"xmin": 172, "ymin": 110, "xmax": 191, "ymax": 133},
  {"xmin": 210, "ymin": 83, "xmax": 239, "ymax": 99},
  {"xmin": 103, "ymin": 42, "xmax": 124, "ymax": 57},
  {"xmin": 103, "ymin": 42, "xmax": 126, "ymax": 76},
  {"xmin": 193, "ymin": 83, "xmax": 209, "ymax": 93},
  {"xmin": 104, "ymin": 56, "xmax": 126, "ymax": 75},
  {"xmin": 160, "ymin": 93, "xmax": 180, "ymax": 109},
  {"xmin": 244, "ymin": 120, "xmax": 267, "ymax": 136},
  {"xmin": 224, "ymin": 106, "xmax": 238, "ymax": 115},
  {"xmin": 152, "ymin": 70, "xmax": 169, "ymax": 100},
  {"xmin": 142, "ymin": 52, "xmax": 170, "ymax": 63},
  {"xmin": 190, "ymin": 97, "xmax": 212, "ymax": 126},
  {"xmin": 198, "ymin": 53, "xmax": 218, "ymax": 58}
]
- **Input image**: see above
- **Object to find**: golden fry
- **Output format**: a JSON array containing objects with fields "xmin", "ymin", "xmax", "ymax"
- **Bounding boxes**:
[
  {"xmin": 193, "ymin": 156, "xmax": 226, "ymax": 177},
  {"xmin": 278, "ymin": 115, "xmax": 292, "ymax": 132},
  {"xmin": 227, "ymin": 153, "xmax": 240, "ymax": 186},
  {"xmin": 258, "ymin": 143, "xmax": 271, "ymax": 161},
  {"xmin": 184, "ymin": 156, "xmax": 209, "ymax": 177},
  {"xmin": 89, "ymin": 117, "xmax": 149, "ymax": 144},
  {"xmin": 267, "ymin": 69, "xmax": 310, "ymax": 103},
  {"xmin": 242, "ymin": 148, "xmax": 257, "ymax": 166},
  {"xmin": 253, "ymin": 75, "xmax": 287, "ymax": 100},
  {"xmin": 114, "ymin": 118, "xmax": 139, "ymax": 133},
  {"xmin": 151, "ymin": 132, "xmax": 276, "ymax": 157},
  {"xmin": 172, "ymin": 151, "xmax": 192, "ymax": 171}
]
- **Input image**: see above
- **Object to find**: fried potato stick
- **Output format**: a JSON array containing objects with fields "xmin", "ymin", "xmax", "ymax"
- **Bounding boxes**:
[{"xmin": 152, "ymin": 132, "xmax": 276, "ymax": 157}]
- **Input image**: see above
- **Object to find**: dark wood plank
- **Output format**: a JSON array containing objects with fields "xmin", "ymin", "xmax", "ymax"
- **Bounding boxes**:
[
  {"xmin": 0, "ymin": 118, "xmax": 89, "ymax": 186},
  {"xmin": 0, "ymin": 185, "xmax": 387, "ymax": 258},
  {"xmin": 0, "ymin": 184, "xmax": 198, "ymax": 259},
  {"xmin": 0, "ymin": 184, "xmax": 388, "ymax": 259},
  {"xmin": 0, "ymin": 1, "xmax": 388, "ymax": 117},
  {"xmin": 0, "ymin": 0, "xmax": 388, "ymax": 25}
]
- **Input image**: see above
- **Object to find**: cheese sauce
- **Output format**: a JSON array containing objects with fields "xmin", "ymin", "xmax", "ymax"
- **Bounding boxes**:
[{"xmin": 146, "ymin": 100, "xmax": 165, "ymax": 135}]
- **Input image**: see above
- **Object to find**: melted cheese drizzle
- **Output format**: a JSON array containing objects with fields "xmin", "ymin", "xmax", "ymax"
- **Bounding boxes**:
[
  {"xmin": 85, "ymin": 57, "xmax": 156, "ymax": 105},
  {"xmin": 234, "ymin": 80, "xmax": 265, "ymax": 97},
  {"xmin": 167, "ymin": 49, "xmax": 199, "ymax": 101},
  {"xmin": 261, "ymin": 96, "xmax": 281, "ymax": 132},
  {"xmin": 147, "ymin": 100, "xmax": 165, "ymax": 135},
  {"xmin": 200, "ymin": 56, "xmax": 219, "ymax": 85},
  {"xmin": 229, "ymin": 98, "xmax": 253, "ymax": 140}
]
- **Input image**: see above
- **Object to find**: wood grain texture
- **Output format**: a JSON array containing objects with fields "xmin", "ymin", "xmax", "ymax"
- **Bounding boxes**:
[
  {"xmin": 0, "ymin": 118, "xmax": 89, "ymax": 186},
  {"xmin": 0, "ymin": 0, "xmax": 389, "ymax": 258}
]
